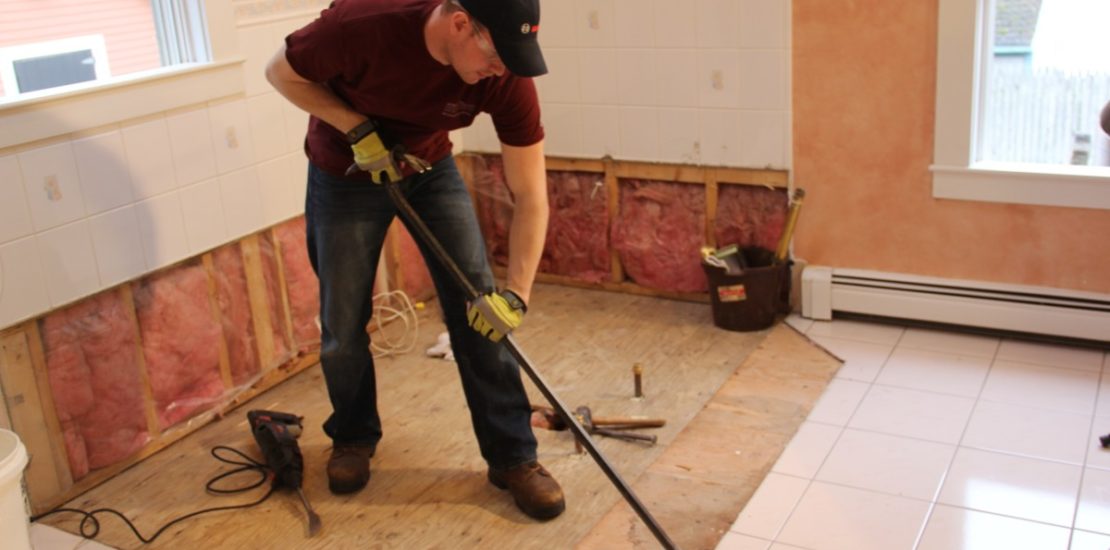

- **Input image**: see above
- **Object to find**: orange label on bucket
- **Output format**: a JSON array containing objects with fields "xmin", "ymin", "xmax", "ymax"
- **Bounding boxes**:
[{"xmin": 718, "ymin": 284, "xmax": 747, "ymax": 302}]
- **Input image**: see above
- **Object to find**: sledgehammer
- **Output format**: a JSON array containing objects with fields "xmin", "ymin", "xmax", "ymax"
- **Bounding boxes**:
[{"xmin": 381, "ymin": 177, "xmax": 677, "ymax": 550}]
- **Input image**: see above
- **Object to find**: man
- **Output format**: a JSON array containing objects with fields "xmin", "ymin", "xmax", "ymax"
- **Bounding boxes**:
[{"xmin": 264, "ymin": 0, "xmax": 563, "ymax": 520}]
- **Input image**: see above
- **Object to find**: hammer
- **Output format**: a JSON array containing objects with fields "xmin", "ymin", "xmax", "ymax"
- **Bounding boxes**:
[
  {"xmin": 530, "ymin": 404, "xmax": 665, "ymax": 431},
  {"xmin": 574, "ymin": 406, "xmax": 658, "ymax": 445}
]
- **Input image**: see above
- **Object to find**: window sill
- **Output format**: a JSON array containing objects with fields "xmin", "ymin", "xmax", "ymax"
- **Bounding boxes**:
[
  {"xmin": 931, "ymin": 162, "xmax": 1110, "ymax": 210},
  {"xmin": 0, "ymin": 59, "xmax": 244, "ymax": 150}
]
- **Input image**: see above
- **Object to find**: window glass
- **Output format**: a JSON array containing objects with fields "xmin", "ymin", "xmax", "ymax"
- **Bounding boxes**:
[
  {"xmin": 981, "ymin": 0, "xmax": 1110, "ymax": 167},
  {"xmin": 0, "ymin": 0, "xmax": 208, "ymax": 101}
]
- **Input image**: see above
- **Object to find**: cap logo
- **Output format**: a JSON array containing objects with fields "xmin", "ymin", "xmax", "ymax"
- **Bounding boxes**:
[{"xmin": 520, "ymin": 23, "xmax": 538, "ymax": 34}]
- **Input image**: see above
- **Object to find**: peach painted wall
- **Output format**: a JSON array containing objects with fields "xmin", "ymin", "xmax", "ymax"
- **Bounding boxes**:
[{"xmin": 793, "ymin": 0, "xmax": 1110, "ymax": 293}]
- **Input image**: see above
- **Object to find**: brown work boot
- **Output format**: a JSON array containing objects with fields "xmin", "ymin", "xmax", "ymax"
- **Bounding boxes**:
[
  {"xmin": 488, "ymin": 461, "xmax": 566, "ymax": 520},
  {"xmin": 327, "ymin": 444, "xmax": 373, "ymax": 494}
]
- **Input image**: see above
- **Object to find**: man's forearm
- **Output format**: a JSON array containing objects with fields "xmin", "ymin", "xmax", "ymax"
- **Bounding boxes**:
[
  {"xmin": 265, "ymin": 45, "xmax": 366, "ymax": 135},
  {"xmin": 500, "ymin": 141, "xmax": 549, "ymax": 305}
]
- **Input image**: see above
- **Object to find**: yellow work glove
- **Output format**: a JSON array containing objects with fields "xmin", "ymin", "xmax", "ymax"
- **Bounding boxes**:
[
  {"xmin": 345, "ymin": 118, "xmax": 402, "ymax": 184},
  {"xmin": 467, "ymin": 289, "xmax": 527, "ymax": 342}
]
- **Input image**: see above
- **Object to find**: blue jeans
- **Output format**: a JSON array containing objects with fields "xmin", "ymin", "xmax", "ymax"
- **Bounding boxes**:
[{"xmin": 304, "ymin": 157, "xmax": 537, "ymax": 470}]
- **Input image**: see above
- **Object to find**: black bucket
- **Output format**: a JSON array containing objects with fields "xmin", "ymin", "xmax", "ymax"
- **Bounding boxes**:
[{"xmin": 702, "ymin": 247, "xmax": 791, "ymax": 332}]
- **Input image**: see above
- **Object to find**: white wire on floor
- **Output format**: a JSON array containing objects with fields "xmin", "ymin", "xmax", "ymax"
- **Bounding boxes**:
[{"xmin": 369, "ymin": 289, "xmax": 420, "ymax": 359}]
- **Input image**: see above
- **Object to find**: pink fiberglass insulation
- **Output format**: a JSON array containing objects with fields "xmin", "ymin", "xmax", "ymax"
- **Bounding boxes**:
[
  {"xmin": 611, "ymin": 179, "xmax": 707, "ymax": 293},
  {"xmin": 42, "ymin": 292, "xmax": 149, "ymax": 480},
  {"xmin": 541, "ymin": 171, "xmax": 610, "ymax": 283},
  {"xmin": 714, "ymin": 184, "xmax": 789, "ymax": 253},
  {"xmin": 259, "ymin": 233, "xmax": 293, "ymax": 366},
  {"xmin": 467, "ymin": 155, "xmax": 513, "ymax": 267},
  {"xmin": 392, "ymin": 221, "xmax": 435, "ymax": 300},
  {"xmin": 133, "ymin": 264, "xmax": 226, "ymax": 429},
  {"xmin": 212, "ymin": 244, "xmax": 260, "ymax": 386},
  {"xmin": 275, "ymin": 217, "xmax": 321, "ymax": 349}
]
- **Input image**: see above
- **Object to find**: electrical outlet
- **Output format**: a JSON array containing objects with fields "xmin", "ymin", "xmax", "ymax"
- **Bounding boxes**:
[
  {"xmin": 225, "ymin": 126, "xmax": 239, "ymax": 149},
  {"xmin": 43, "ymin": 175, "xmax": 62, "ymax": 202}
]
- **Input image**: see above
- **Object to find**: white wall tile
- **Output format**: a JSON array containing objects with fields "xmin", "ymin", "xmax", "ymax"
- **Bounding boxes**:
[
  {"xmin": 282, "ymin": 101, "xmax": 310, "ymax": 154},
  {"xmin": 540, "ymin": 103, "xmax": 582, "ymax": 157},
  {"xmin": 466, "ymin": 113, "xmax": 500, "ymax": 152},
  {"xmin": 536, "ymin": 49, "xmax": 581, "ymax": 104},
  {"xmin": 696, "ymin": 0, "xmax": 741, "ymax": 49},
  {"xmin": 72, "ymin": 131, "xmax": 134, "ymax": 215},
  {"xmin": 37, "ymin": 221, "xmax": 99, "ymax": 307},
  {"xmin": 0, "ymin": 155, "xmax": 33, "ymax": 243},
  {"xmin": 180, "ymin": 179, "xmax": 228, "ymax": 254},
  {"xmin": 616, "ymin": 50, "xmax": 659, "ymax": 106},
  {"xmin": 208, "ymin": 100, "xmax": 258, "ymax": 174},
  {"xmin": 618, "ymin": 107, "xmax": 659, "ymax": 161},
  {"xmin": 577, "ymin": 49, "xmax": 618, "ymax": 104},
  {"xmin": 738, "ymin": 49, "xmax": 788, "ymax": 110},
  {"xmin": 579, "ymin": 105, "xmax": 620, "ymax": 157},
  {"xmin": 574, "ymin": 0, "xmax": 616, "ymax": 48},
  {"xmin": 739, "ymin": 0, "xmax": 788, "ymax": 49},
  {"xmin": 288, "ymin": 154, "xmax": 309, "ymax": 214},
  {"xmin": 738, "ymin": 110, "xmax": 787, "ymax": 168},
  {"xmin": 257, "ymin": 157, "xmax": 298, "ymax": 225},
  {"xmin": 698, "ymin": 50, "xmax": 742, "ymax": 109},
  {"xmin": 701, "ymin": 108, "xmax": 745, "ymax": 165},
  {"xmin": 655, "ymin": 50, "xmax": 700, "ymax": 107},
  {"xmin": 657, "ymin": 108, "xmax": 701, "ymax": 164},
  {"xmin": 615, "ymin": 0, "xmax": 655, "ymax": 48},
  {"xmin": 539, "ymin": 0, "xmax": 577, "ymax": 48},
  {"xmin": 238, "ymin": 23, "xmax": 278, "ymax": 97},
  {"xmin": 219, "ymin": 168, "xmax": 265, "ymax": 239},
  {"xmin": 135, "ymin": 192, "xmax": 190, "ymax": 270},
  {"xmin": 19, "ymin": 143, "xmax": 85, "ymax": 231},
  {"xmin": 653, "ymin": 0, "xmax": 697, "ymax": 48},
  {"xmin": 167, "ymin": 108, "xmax": 219, "ymax": 186},
  {"xmin": 247, "ymin": 93, "xmax": 291, "ymax": 162},
  {"xmin": 0, "ymin": 237, "xmax": 50, "ymax": 328},
  {"xmin": 122, "ymin": 118, "xmax": 177, "ymax": 200},
  {"xmin": 89, "ymin": 206, "xmax": 146, "ymax": 287}
]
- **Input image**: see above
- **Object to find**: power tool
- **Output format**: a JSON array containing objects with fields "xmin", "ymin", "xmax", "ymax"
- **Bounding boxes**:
[{"xmin": 247, "ymin": 409, "xmax": 322, "ymax": 536}]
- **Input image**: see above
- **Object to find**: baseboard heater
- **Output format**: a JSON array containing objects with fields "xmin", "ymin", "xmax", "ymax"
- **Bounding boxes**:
[{"xmin": 801, "ymin": 266, "xmax": 1110, "ymax": 343}]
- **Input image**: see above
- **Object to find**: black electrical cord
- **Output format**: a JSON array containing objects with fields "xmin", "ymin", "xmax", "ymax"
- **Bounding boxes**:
[{"xmin": 30, "ymin": 446, "xmax": 276, "ymax": 545}]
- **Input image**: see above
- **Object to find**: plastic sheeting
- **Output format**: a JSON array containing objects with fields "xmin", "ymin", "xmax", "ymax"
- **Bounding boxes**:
[
  {"xmin": 258, "ymin": 233, "xmax": 295, "ymax": 368},
  {"xmin": 212, "ymin": 244, "xmax": 261, "ymax": 386},
  {"xmin": 42, "ymin": 292, "xmax": 149, "ymax": 480},
  {"xmin": 274, "ymin": 218, "xmax": 321, "ymax": 350},
  {"xmin": 612, "ymin": 179, "xmax": 707, "ymax": 293},
  {"xmin": 133, "ymin": 263, "xmax": 226, "ymax": 429},
  {"xmin": 714, "ymin": 184, "xmax": 789, "ymax": 253}
]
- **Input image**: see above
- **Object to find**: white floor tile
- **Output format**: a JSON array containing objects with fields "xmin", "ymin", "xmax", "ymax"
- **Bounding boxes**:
[
  {"xmin": 777, "ymin": 481, "xmax": 930, "ymax": 550},
  {"xmin": 809, "ymin": 336, "xmax": 892, "ymax": 383},
  {"xmin": 784, "ymin": 314, "xmax": 813, "ymax": 334},
  {"xmin": 1070, "ymin": 529, "xmax": 1110, "ymax": 550},
  {"xmin": 730, "ymin": 473, "xmax": 809, "ymax": 540},
  {"xmin": 1088, "ymin": 419, "xmax": 1110, "ymax": 471},
  {"xmin": 815, "ymin": 429, "xmax": 954, "ymax": 500},
  {"xmin": 875, "ymin": 347, "xmax": 992, "ymax": 398},
  {"xmin": 772, "ymin": 422, "xmax": 842, "ymax": 479},
  {"xmin": 1096, "ymin": 374, "xmax": 1110, "ymax": 418},
  {"xmin": 900, "ymin": 327, "xmax": 1000, "ymax": 358},
  {"xmin": 806, "ymin": 319, "xmax": 904, "ymax": 346},
  {"xmin": 938, "ymin": 448, "xmax": 1082, "ymax": 526},
  {"xmin": 981, "ymin": 361, "xmax": 1100, "ymax": 415},
  {"xmin": 30, "ymin": 523, "xmax": 115, "ymax": 549},
  {"xmin": 807, "ymin": 379, "xmax": 870, "ymax": 426},
  {"xmin": 849, "ymin": 385, "xmax": 975, "ymax": 444},
  {"xmin": 962, "ymin": 400, "xmax": 1091, "ymax": 464},
  {"xmin": 916, "ymin": 505, "xmax": 1070, "ymax": 550},
  {"xmin": 1074, "ymin": 468, "xmax": 1110, "ymax": 535},
  {"xmin": 997, "ymin": 339, "xmax": 1104, "ymax": 372},
  {"xmin": 716, "ymin": 532, "xmax": 771, "ymax": 550}
]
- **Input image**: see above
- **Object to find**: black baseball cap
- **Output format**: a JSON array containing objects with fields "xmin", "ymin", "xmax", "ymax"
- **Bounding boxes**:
[{"xmin": 458, "ymin": 0, "xmax": 547, "ymax": 77}]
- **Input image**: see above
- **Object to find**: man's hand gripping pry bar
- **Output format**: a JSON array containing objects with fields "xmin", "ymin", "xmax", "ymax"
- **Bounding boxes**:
[{"xmin": 380, "ymin": 169, "xmax": 678, "ymax": 550}]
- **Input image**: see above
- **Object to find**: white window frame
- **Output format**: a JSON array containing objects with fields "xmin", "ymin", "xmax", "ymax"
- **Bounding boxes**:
[
  {"xmin": 0, "ymin": 0, "xmax": 243, "ymax": 150},
  {"xmin": 0, "ymin": 35, "xmax": 111, "ymax": 95},
  {"xmin": 931, "ymin": 0, "xmax": 1110, "ymax": 210}
]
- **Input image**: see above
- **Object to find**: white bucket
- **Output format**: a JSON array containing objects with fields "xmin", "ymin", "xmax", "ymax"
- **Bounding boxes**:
[{"xmin": 0, "ymin": 429, "xmax": 31, "ymax": 550}]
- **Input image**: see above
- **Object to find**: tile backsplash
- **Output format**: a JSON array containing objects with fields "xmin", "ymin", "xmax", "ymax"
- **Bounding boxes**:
[{"xmin": 464, "ymin": 0, "xmax": 792, "ymax": 169}]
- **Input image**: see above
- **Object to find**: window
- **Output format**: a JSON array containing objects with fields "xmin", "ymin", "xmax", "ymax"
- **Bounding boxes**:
[
  {"xmin": 932, "ymin": 0, "xmax": 1110, "ymax": 210},
  {"xmin": 0, "ymin": 0, "xmax": 210, "ymax": 101}
]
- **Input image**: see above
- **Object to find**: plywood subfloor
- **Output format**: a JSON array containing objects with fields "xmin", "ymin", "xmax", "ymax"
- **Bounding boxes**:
[{"xmin": 38, "ymin": 284, "xmax": 838, "ymax": 549}]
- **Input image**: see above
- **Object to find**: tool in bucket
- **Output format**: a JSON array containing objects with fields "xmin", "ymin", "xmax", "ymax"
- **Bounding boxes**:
[{"xmin": 380, "ymin": 160, "xmax": 677, "ymax": 550}]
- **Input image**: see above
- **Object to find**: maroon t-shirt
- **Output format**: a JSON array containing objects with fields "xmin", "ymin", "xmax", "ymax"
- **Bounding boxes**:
[{"xmin": 284, "ymin": 0, "xmax": 544, "ymax": 178}]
